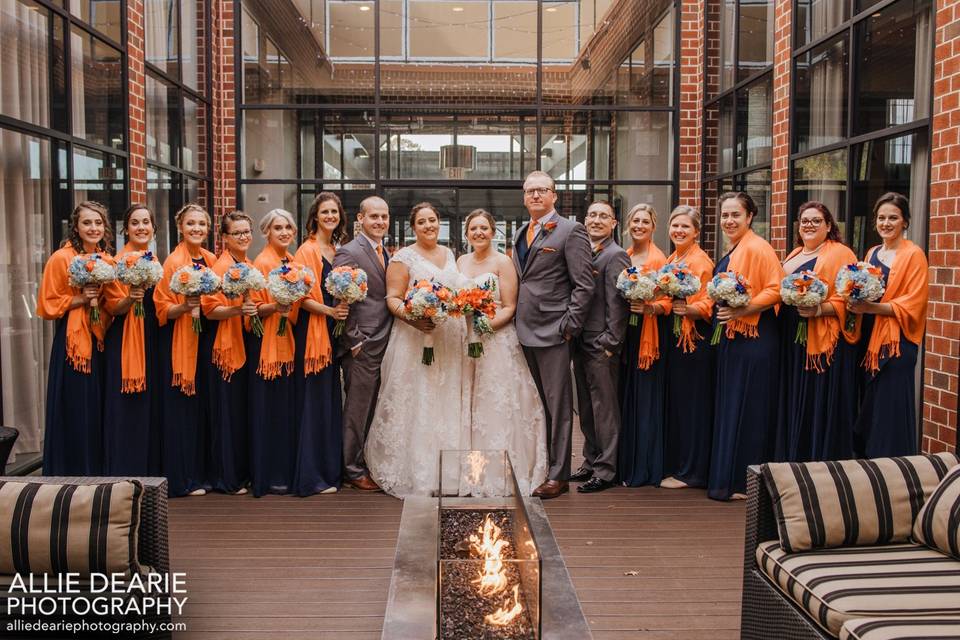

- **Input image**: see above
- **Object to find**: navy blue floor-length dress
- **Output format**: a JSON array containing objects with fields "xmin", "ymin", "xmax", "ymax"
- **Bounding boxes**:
[
  {"xmin": 204, "ymin": 323, "xmax": 251, "ymax": 493},
  {"xmin": 708, "ymin": 252, "xmax": 780, "ymax": 500},
  {"xmin": 103, "ymin": 288, "xmax": 162, "ymax": 476},
  {"xmin": 292, "ymin": 257, "xmax": 343, "ymax": 496}
]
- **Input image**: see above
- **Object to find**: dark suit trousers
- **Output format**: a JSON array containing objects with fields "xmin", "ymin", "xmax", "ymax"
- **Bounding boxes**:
[
  {"xmin": 523, "ymin": 342, "xmax": 574, "ymax": 481},
  {"xmin": 340, "ymin": 338, "xmax": 388, "ymax": 480},
  {"xmin": 573, "ymin": 339, "xmax": 621, "ymax": 481}
]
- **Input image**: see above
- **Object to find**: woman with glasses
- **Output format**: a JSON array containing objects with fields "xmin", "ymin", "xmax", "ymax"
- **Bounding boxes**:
[
  {"xmin": 201, "ymin": 211, "xmax": 259, "ymax": 494},
  {"xmin": 848, "ymin": 192, "xmax": 928, "ymax": 457},
  {"xmin": 775, "ymin": 202, "xmax": 859, "ymax": 463}
]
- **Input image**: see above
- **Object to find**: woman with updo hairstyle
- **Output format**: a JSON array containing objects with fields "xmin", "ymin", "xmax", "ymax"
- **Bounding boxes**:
[
  {"xmin": 708, "ymin": 192, "xmax": 783, "ymax": 501},
  {"xmin": 848, "ymin": 192, "xmax": 928, "ymax": 457},
  {"xmin": 38, "ymin": 201, "xmax": 114, "ymax": 474},
  {"xmin": 102, "ymin": 204, "xmax": 163, "ymax": 475},
  {"xmin": 660, "ymin": 205, "xmax": 716, "ymax": 490},
  {"xmin": 774, "ymin": 201, "xmax": 859, "ymax": 463}
]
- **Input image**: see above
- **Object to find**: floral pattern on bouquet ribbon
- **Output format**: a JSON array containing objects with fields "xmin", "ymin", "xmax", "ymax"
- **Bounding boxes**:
[
  {"xmin": 267, "ymin": 262, "xmax": 315, "ymax": 337},
  {"xmin": 835, "ymin": 261, "xmax": 886, "ymax": 333},
  {"xmin": 616, "ymin": 265, "xmax": 657, "ymax": 327},
  {"xmin": 706, "ymin": 270, "xmax": 751, "ymax": 345},
  {"xmin": 170, "ymin": 263, "xmax": 221, "ymax": 334},
  {"xmin": 449, "ymin": 277, "xmax": 498, "ymax": 358},
  {"xmin": 654, "ymin": 261, "xmax": 702, "ymax": 338},
  {"xmin": 115, "ymin": 251, "xmax": 163, "ymax": 318},
  {"xmin": 222, "ymin": 262, "xmax": 267, "ymax": 337},
  {"xmin": 68, "ymin": 253, "xmax": 116, "ymax": 326},
  {"xmin": 403, "ymin": 278, "xmax": 453, "ymax": 365},
  {"xmin": 780, "ymin": 270, "xmax": 828, "ymax": 345},
  {"xmin": 324, "ymin": 266, "xmax": 368, "ymax": 338}
]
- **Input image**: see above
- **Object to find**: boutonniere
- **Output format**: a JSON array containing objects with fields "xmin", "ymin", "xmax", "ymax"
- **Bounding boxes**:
[{"xmin": 542, "ymin": 221, "xmax": 558, "ymax": 235}]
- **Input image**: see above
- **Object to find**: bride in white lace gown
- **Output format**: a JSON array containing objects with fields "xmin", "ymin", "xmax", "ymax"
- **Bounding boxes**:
[
  {"xmin": 365, "ymin": 204, "xmax": 471, "ymax": 497},
  {"xmin": 459, "ymin": 210, "xmax": 548, "ymax": 495}
]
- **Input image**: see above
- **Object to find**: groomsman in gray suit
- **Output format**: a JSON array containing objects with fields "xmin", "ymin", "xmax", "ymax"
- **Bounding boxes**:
[
  {"xmin": 513, "ymin": 171, "xmax": 595, "ymax": 499},
  {"xmin": 570, "ymin": 200, "xmax": 630, "ymax": 493},
  {"xmin": 333, "ymin": 196, "xmax": 393, "ymax": 492}
]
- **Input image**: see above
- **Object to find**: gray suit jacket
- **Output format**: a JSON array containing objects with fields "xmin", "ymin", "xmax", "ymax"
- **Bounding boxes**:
[
  {"xmin": 332, "ymin": 236, "xmax": 393, "ymax": 351},
  {"xmin": 581, "ymin": 237, "xmax": 631, "ymax": 354},
  {"xmin": 512, "ymin": 215, "xmax": 595, "ymax": 348}
]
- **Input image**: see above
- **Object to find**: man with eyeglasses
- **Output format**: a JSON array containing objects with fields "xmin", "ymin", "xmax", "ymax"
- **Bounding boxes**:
[
  {"xmin": 513, "ymin": 170, "xmax": 594, "ymax": 499},
  {"xmin": 569, "ymin": 201, "xmax": 630, "ymax": 493}
]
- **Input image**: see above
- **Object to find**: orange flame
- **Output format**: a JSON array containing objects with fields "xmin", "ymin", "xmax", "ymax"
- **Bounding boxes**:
[
  {"xmin": 469, "ymin": 515, "xmax": 510, "ymax": 595},
  {"xmin": 484, "ymin": 584, "xmax": 523, "ymax": 626}
]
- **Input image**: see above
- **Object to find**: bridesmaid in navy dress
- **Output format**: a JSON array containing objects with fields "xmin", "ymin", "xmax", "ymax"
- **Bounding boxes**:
[
  {"xmin": 775, "ymin": 202, "xmax": 859, "ymax": 462},
  {"xmin": 38, "ymin": 202, "xmax": 113, "ymax": 475},
  {"xmin": 293, "ymin": 192, "xmax": 349, "ymax": 496},
  {"xmin": 103, "ymin": 205, "xmax": 163, "ymax": 475},
  {"xmin": 708, "ymin": 192, "xmax": 783, "ymax": 501},
  {"xmin": 849, "ymin": 193, "xmax": 928, "ymax": 457}
]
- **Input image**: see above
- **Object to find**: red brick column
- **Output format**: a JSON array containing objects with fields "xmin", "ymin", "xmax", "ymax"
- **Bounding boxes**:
[
  {"xmin": 922, "ymin": 0, "xmax": 960, "ymax": 453},
  {"xmin": 677, "ymin": 0, "xmax": 703, "ymax": 210},
  {"xmin": 210, "ymin": 0, "xmax": 238, "ymax": 241},
  {"xmin": 768, "ymin": 0, "xmax": 792, "ymax": 257},
  {"xmin": 127, "ymin": 0, "xmax": 147, "ymax": 202}
]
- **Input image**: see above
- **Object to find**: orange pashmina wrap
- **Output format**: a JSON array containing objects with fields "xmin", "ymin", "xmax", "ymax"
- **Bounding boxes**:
[
  {"xmin": 783, "ymin": 240, "xmax": 859, "ymax": 372},
  {"xmin": 627, "ymin": 243, "xmax": 668, "ymax": 370},
  {"xmin": 666, "ymin": 244, "xmax": 715, "ymax": 353},
  {"xmin": 103, "ymin": 243, "xmax": 155, "ymax": 392},
  {"xmin": 153, "ymin": 242, "xmax": 216, "ymax": 395},
  {"xmin": 202, "ymin": 252, "xmax": 251, "ymax": 381},
  {"xmin": 862, "ymin": 240, "xmax": 928, "ymax": 373},
  {"xmin": 37, "ymin": 246, "xmax": 111, "ymax": 373},
  {"xmin": 294, "ymin": 237, "xmax": 333, "ymax": 375},
  {"xmin": 724, "ymin": 229, "xmax": 783, "ymax": 340},
  {"xmin": 252, "ymin": 244, "xmax": 299, "ymax": 380}
]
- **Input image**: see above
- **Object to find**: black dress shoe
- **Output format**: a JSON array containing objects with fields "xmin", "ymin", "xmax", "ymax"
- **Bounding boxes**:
[
  {"xmin": 577, "ymin": 477, "xmax": 614, "ymax": 493},
  {"xmin": 568, "ymin": 467, "xmax": 593, "ymax": 482}
]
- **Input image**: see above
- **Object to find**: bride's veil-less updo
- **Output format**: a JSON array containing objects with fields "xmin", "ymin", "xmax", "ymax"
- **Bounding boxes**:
[{"xmin": 464, "ymin": 208, "xmax": 496, "ymax": 234}]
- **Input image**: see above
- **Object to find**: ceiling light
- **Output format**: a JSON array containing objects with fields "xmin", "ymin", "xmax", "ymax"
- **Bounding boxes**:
[
  {"xmin": 359, "ymin": 4, "xmax": 370, "ymax": 11},
  {"xmin": 546, "ymin": 6, "xmax": 557, "ymax": 12},
  {"xmin": 452, "ymin": 6, "xmax": 464, "ymax": 11}
]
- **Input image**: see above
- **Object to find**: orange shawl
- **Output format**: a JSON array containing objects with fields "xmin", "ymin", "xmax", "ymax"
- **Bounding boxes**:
[
  {"xmin": 724, "ymin": 229, "xmax": 783, "ymax": 339},
  {"xmin": 153, "ymin": 242, "xmax": 216, "ymax": 395},
  {"xmin": 862, "ymin": 240, "xmax": 929, "ymax": 373},
  {"xmin": 667, "ymin": 244, "xmax": 714, "ymax": 353},
  {"xmin": 103, "ymin": 243, "xmax": 155, "ymax": 392},
  {"xmin": 627, "ymin": 244, "xmax": 668, "ymax": 370},
  {"xmin": 202, "ymin": 252, "xmax": 250, "ymax": 381},
  {"xmin": 37, "ymin": 246, "xmax": 111, "ymax": 373},
  {"xmin": 294, "ymin": 237, "xmax": 333, "ymax": 375},
  {"xmin": 252, "ymin": 244, "xmax": 299, "ymax": 380},
  {"xmin": 783, "ymin": 240, "xmax": 859, "ymax": 372}
]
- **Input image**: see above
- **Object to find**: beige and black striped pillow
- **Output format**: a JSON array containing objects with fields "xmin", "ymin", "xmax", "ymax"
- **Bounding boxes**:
[
  {"xmin": 0, "ymin": 480, "xmax": 144, "ymax": 576},
  {"xmin": 762, "ymin": 453, "xmax": 960, "ymax": 553},
  {"xmin": 912, "ymin": 463, "xmax": 960, "ymax": 560}
]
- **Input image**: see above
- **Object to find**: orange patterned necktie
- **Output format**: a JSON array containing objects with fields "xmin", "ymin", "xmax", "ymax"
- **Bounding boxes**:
[
  {"xmin": 375, "ymin": 244, "xmax": 385, "ymax": 269},
  {"xmin": 526, "ymin": 220, "xmax": 537, "ymax": 247}
]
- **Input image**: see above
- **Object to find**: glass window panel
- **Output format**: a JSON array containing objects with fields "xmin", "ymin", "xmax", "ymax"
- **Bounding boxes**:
[
  {"xmin": 794, "ymin": 0, "xmax": 848, "ymax": 47},
  {"xmin": 73, "ymin": 146, "xmax": 126, "ymax": 213},
  {"xmin": 145, "ymin": 0, "xmax": 180, "ymax": 79},
  {"xmin": 493, "ymin": 1, "xmax": 537, "ymax": 60},
  {"xmin": 541, "ymin": 129, "xmax": 588, "ymax": 182},
  {"xmin": 70, "ymin": 28, "xmax": 125, "ymax": 149},
  {"xmin": 735, "ymin": 74, "xmax": 772, "ymax": 169},
  {"xmin": 541, "ymin": 1, "xmax": 578, "ymax": 62},
  {"xmin": 853, "ymin": 0, "xmax": 933, "ymax": 137},
  {"xmin": 71, "ymin": 0, "xmax": 121, "ymax": 43},
  {"xmin": 793, "ymin": 34, "xmax": 847, "ymax": 153},
  {"xmin": 458, "ymin": 117, "xmax": 527, "ymax": 181},
  {"xmin": 379, "ymin": 115, "xmax": 453, "ymax": 180},
  {"xmin": 182, "ymin": 94, "xmax": 201, "ymax": 173},
  {"xmin": 380, "ymin": 0, "xmax": 403, "ymax": 57},
  {"xmin": 618, "ymin": 6, "xmax": 675, "ymax": 106},
  {"xmin": 720, "ymin": 0, "xmax": 736, "ymax": 91},
  {"xmin": 408, "ymin": 1, "xmax": 489, "ymax": 59},
  {"xmin": 615, "ymin": 111, "xmax": 673, "ymax": 181},
  {"xmin": 146, "ymin": 74, "xmax": 175, "ymax": 165},
  {"xmin": 792, "ymin": 148, "xmax": 848, "ymax": 241},
  {"xmin": 181, "ymin": 0, "xmax": 201, "ymax": 91},
  {"xmin": 0, "ymin": 0, "xmax": 50, "ymax": 128},
  {"xmin": 738, "ymin": 0, "xmax": 774, "ymax": 81},
  {"xmin": 242, "ymin": 110, "xmax": 299, "ymax": 179},
  {"xmin": 146, "ymin": 165, "xmax": 175, "ymax": 258},
  {"xmin": 718, "ymin": 94, "xmax": 736, "ymax": 174},
  {"xmin": 615, "ymin": 184, "xmax": 673, "ymax": 249},
  {"xmin": 732, "ymin": 168, "xmax": 772, "ymax": 241},
  {"xmin": 240, "ymin": 183, "xmax": 299, "ymax": 257},
  {"xmin": 328, "ymin": 1, "xmax": 375, "ymax": 58},
  {"xmin": 241, "ymin": 6, "xmax": 261, "ymax": 101}
]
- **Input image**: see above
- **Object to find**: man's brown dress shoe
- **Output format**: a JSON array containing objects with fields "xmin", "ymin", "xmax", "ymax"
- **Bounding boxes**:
[
  {"xmin": 346, "ymin": 475, "xmax": 382, "ymax": 492},
  {"xmin": 532, "ymin": 480, "xmax": 569, "ymax": 499}
]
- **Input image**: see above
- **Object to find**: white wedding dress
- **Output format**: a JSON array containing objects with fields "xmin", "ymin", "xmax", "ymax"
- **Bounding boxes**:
[{"xmin": 365, "ymin": 246, "xmax": 472, "ymax": 497}]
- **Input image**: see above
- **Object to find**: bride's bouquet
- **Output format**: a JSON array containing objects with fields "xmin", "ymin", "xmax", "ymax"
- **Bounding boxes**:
[
  {"xmin": 115, "ymin": 251, "xmax": 163, "ymax": 317},
  {"xmin": 780, "ymin": 270, "xmax": 828, "ymax": 345},
  {"xmin": 221, "ymin": 262, "xmax": 267, "ymax": 337},
  {"xmin": 616, "ymin": 265, "xmax": 657, "ymax": 326},
  {"xmin": 324, "ymin": 266, "xmax": 368, "ymax": 338},
  {"xmin": 403, "ymin": 278, "xmax": 453, "ymax": 365},
  {"xmin": 68, "ymin": 253, "xmax": 116, "ymax": 325},
  {"xmin": 267, "ymin": 262, "xmax": 315, "ymax": 337},
  {"xmin": 450, "ymin": 277, "xmax": 498, "ymax": 358},
  {"xmin": 706, "ymin": 270, "xmax": 751, "ymax": 345},
  {"xmin": 835, "ymin": 262, "xmax": 886, "ymax": 333},
  {"xmin": 170, "ymin": 263, "xmax": 221, "ymax": 334}
]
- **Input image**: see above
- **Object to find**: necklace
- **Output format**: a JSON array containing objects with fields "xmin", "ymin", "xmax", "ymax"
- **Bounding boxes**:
[{"xmin": 800, "ymin": 241, "xmax": 825, "ymax": 256}]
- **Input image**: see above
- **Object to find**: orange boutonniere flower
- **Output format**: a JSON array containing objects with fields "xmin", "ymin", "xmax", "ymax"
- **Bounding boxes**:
[{"xmin": 542, "ymin": 221, "xmax": 558, "ymax": 235}]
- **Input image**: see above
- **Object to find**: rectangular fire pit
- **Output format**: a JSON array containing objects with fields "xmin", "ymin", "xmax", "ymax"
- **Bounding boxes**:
[{"xmin": 382, "ymin": 450, "xmax": 592, "ymax": 640}]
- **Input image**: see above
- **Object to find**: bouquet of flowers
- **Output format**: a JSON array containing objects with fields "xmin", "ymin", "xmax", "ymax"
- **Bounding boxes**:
[
  {"xmin": 324, "ymin": 266, "xmax": 368, "ymax": 338},
  {"xmin": 706, "ymin": 271, "xmax": 751, "ymax": 345},
  {"xmin": 115, "ymin": 251, "xmax": 164, "ymax": 317},
  {"xmin": 267, "ymin": 262, "xmax": 315, "ymax": 337},
  {"xmin": 835, "ymin": 262, "xmax": 886, "ymax": 333},
  {"xmin": 654, "ymin": 262, "xmax": 702, "ymax": 337},
  {"xmin": 616, "ymin": 266, "xmax": 658, "ymax": 327},
  {"xmin": 221, "ymin": 262, "xmax": 267, "ymax": 337},
  {"xmin": 170, "ymin": 263, "xmax": 222, "ymax": 334},
  {"xmin": 403, "ymin": 278, "xmax": 453, "ymax": 365},
  {"xmin": 780, "ymin": 270, "xmax": 828, "ymax": 344},
  {"xmin": 450, "ymin": 278, "xmax": 498, "ymax": 358},
  {"xmin": 68, "ymin": 253, "xmax": 116, "ymax": 325}
]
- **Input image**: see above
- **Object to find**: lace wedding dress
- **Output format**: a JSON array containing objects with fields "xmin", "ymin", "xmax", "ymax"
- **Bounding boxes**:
[{"xmin": 365, "ymin": 246, "xmax": 471, "ymax": 497}]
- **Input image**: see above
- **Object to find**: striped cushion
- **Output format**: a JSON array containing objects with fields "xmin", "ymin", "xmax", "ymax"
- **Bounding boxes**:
[
  {"xmin": 0, "ymin": 480, "xmax": 144, "ymax": 576},
  {"xmin": 840, "ymin": 616, "xmax": 960, "ymax": 640},
  {"xmin": 762, "ymin": 453, "xmax": 960, "ymax": 552},
  {"xmin": 912, "ymin": 464, "xmax": 960, "ymax": 560},
  {"xmin": 756, "ymin": 540, "xmax": 960, "ymax": 636}
]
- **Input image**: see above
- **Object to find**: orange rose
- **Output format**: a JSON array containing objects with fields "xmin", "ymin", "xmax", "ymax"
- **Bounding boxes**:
[
  {"xmin": 228, "ymin": 267, "xmax": 243, "ymax": 280},
  {"xmin": 85, "ymin": 261, "xmax": 96, "ymax": 272},
  {"xmin": 178, "ymin": 272, "xmax": 191, "ymax": 284}
]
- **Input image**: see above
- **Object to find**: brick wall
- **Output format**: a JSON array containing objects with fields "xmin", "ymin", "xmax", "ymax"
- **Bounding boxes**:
[
  {"xmin": 210, "ymin": 0, "xmax": 237, "ymax": 245},
  {"xmin": 768, "ymin": 0, "xmax": 792, "ymax": 257},
  {"xmin": 677, "ymin": 0, "xmax": 703, "ymax": 210},
  {"xmin": 922, "ymin": 0, "xmax": 960, "ymax": 453},
  {"xmin": 127, "ymin": 0, "xmax": 147, "ymax": 202}
]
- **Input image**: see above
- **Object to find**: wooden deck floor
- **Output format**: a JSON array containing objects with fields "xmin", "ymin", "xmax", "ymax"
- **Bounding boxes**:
[{"xmin": 169, "ymin": 448, "xmax": 745, "ymax": 640}]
